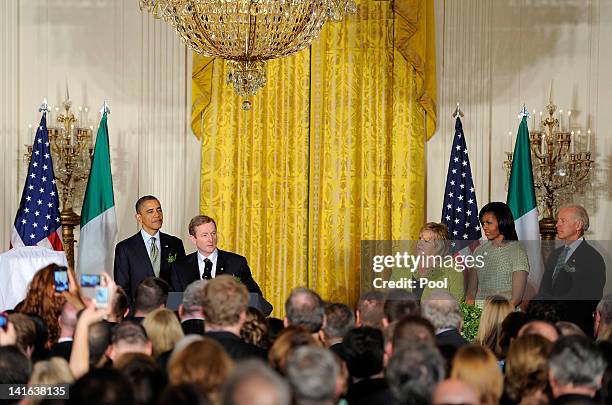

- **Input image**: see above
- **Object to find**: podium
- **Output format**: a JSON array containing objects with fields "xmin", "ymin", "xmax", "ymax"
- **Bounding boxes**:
[{"xmin": 166, "ymin": 292, "xmax": 273, "ymax": 316}]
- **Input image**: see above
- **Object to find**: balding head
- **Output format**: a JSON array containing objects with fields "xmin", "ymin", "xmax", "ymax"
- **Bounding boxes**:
[
  {"xmin": 422, "ymin": 291, "xmax": 462, "ymax": 331},
  {"xmin": 222, "ymin": 360, "xmax": 291, "ymax": 405},
  {"xmin": 59, "ymin": 302, "xmax": 79, "ymax": 337},
  {"xmin": 432, "ymin": 379, "xmax": 480, "ymax": 405},
  {"xmin": 519, "ymin": 321, "xmax": 559, "ymax": 342}
]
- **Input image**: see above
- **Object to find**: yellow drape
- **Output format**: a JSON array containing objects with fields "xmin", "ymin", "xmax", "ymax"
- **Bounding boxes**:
[{"xmin": 192, "ymin": 0, "xmax": 435, "ymax": 316}]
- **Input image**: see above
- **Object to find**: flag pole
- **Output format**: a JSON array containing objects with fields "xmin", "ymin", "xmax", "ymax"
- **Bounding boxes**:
[{"xmin": 452, "ymin": 102, "xmax": 464, "ymax": 119}]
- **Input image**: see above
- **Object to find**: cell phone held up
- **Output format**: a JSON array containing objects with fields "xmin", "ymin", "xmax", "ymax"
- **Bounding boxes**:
[
  {"xmin": 0, "ymin": 312, "xmax": 8, "ymax": 331},
  {"xmin": 53, "ymin": 267, "xmax": 69, "ymax": 293},
  {"xmin": 80, "ymin": 273, "xmax": 101, "ymax": 288}
]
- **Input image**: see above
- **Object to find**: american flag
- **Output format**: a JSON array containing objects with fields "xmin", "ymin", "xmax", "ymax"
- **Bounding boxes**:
[
  {"xmin": 441, "ymin": 117, "xmax": 482, "ymax": 250},
  {"xmin": 10, "ymin": 113, "xmax": 63, "ymax": 250}
]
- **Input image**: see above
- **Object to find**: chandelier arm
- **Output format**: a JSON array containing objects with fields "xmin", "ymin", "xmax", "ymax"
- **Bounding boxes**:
[
  {"xmin": 189, "ymin": 1, "xmax": 223, "ymax": 56},
  {"xmin": 246, "ymin": 14, "xmax": 256, "ymax": 59}
]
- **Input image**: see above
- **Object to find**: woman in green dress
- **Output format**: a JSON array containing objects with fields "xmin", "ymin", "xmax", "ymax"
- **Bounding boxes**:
[
  {"xmin": 466, "ymin": 202, "xmax": 529, "ymax": 308},
  {"xmin": 416, "ymin": 222, "xmax": 465, "ymax": 301}
]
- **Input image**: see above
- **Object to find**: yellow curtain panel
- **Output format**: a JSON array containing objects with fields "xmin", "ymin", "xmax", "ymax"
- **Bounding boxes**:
[{"xmin": 191, "ymin": 0, "xmax": 436, "ymax": 316}]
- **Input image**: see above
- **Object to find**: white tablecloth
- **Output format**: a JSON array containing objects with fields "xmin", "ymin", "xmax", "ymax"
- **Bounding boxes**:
[{"xmin": 0, "ymin": 246, "xmax": 68, "ymax": 311}]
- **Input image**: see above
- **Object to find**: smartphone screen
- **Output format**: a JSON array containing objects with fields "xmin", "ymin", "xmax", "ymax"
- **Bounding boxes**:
[
  {"xmin": 54, "ymin": 268, "xmax": 69, "ymax": 292},
  {"xmin": 0, "ymin": 312, "xmax": 8, "ymax": 331},
  {"xmin": 81, "ymin": 273, "xmax": 101, "ymax": 288},
  {"xmin": 95, "ymin": 286, "xmax": 108, "ymax": 309}
]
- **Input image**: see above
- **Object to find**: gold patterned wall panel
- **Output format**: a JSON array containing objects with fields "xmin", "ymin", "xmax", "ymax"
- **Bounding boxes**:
[{"xmin": 200, "ymin": 54, "xmax": 312, "ymax": 316}]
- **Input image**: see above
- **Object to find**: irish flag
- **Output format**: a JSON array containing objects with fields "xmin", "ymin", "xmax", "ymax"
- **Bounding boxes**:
[
  {"xmin": 507, "ymin": 114, "xmax": 543, "ymax": 294},
  {"xmin": 78, "ymin": 112, "xmax": 117, "ymax": 276}
]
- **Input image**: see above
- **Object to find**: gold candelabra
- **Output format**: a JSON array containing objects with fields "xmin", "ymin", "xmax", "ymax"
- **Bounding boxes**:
[
  {"xmin": 504, "ymin": 101, "xmax": 594, "ymax": 240},
  {"xmin": 25, "ymin": 95, "xmax": 93, "ymax": 267}
]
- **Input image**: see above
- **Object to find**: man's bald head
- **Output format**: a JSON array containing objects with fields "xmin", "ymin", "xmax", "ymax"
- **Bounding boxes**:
[
  {"xmin": 432, "ymin": 379, "xmax": 480, "ymax": 405},
  {"xmin": 518, "ymin": 321, "xmax": 559, "ymax": 342}
]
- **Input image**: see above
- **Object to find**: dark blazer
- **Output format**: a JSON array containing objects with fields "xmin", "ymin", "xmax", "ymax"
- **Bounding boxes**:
[
  {"xmin": 345, "ymin": 378, "xmax": 395, "ymax": 405},
  {"xmin": 169, "ymin": 250, "xmax": 262, "ymax": 294},
  {"xmin": 436, "ymin": 328, "xmax": 468, "ymax": 348},
  {"xmin": 48, "ymin": 340, "xmax": 72, "ymax": 361},
  {"xmin": 181, "ymin": 319, "xmax": 205, "ymax": 336},
  {"xmin": 539, "ymin": 240, "xmax": 605, "ymax": 336},
  {"xmin": 114, "ymin": 231, "xmax": 186, "ymax": 302},
  {"xmin": 552, "ymin": 393, "xmax": 598, "ymax": 405},
  {"xmin": 204, "ymin": 331, "xmax": 267, "ymax": 361}
]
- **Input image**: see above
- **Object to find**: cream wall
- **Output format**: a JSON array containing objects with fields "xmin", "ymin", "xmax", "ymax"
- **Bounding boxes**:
[
  {"xmin": 429, "ymin": 0, "xmax": 611, "ymax": 241},
  {"xmin": 0, "ymin": 0, "xmax": 200, "ymax": 253}
]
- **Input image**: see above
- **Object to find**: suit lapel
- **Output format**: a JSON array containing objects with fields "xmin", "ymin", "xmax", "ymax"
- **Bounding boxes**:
[
  {"xmin": 216, "ymin": 249, "xmax": 226, "ymax": 276},
  {"xmin": 188, "ymin": 253, "xmax": 200, "ymax": 284},
  {"xmin": 159, "ymin": 233, "xmax": 171, "ymax": 269},
  {"xmin": 133, "ymin": 232, "xmax": 154, "ymax": 276}
]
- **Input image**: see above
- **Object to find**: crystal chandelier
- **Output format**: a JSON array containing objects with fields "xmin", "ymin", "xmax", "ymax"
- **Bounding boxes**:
[
  {"xmin": 504, "ymin": 101, "xmax": 594, "ymax": 240},
  {"xmin": 139, "ymin": 0, "xmax": 357, "ymax": 109}
]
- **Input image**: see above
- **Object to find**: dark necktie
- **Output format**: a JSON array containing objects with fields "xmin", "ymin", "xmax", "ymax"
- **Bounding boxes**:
[{"xmin": 203, "ymin": 258, "xmax": 212, "ymax": 280}]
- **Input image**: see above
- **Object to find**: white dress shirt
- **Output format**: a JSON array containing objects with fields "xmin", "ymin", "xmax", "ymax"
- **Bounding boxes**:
[
  {"xmin": 141, "ymin": 229, "xmax": 161, "ymax": 257},
  {"xmin": 562, "ymin": 236, "xmax": 584, "ymax": 263},
  {"xmin": 197, "ymin": 249, "xmax": 219, "ymax": 279}
]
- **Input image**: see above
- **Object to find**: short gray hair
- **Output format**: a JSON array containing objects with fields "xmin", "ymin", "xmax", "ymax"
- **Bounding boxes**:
[
  {"xmin": 285, "ymin": 287, "xmax": 325, "ymax": 333},
  {"xmin": 560, "ymin": 204, "xmax": 590, "ymax": 233},
  {"xmin": 387, "ymin": 343, "xmax": 446, "ymax": 404},
  {"xmin": 286, "ymin": 346, "xmax": 339, "ymax": 405},
  {"xmin": 548, "ymin": 336, "xmax": 606, "ymax": 389},
  {"xmin": 422, "ymin": 290, "xmax": 462, "ymax": 331},
  {"xmin": 323, "ymin": 302, "xmax": 355, "ymax": 339},
  {"xmin": 597, "ymin": 295, "xmax": 612, "ymax": 327},
  {"xmin": 182, "ymin": 280, "xmax": 207, "ymax": 314},
  {"xmin": 221, "ymin": 359, "xmax": 291, "ymax": 405}
]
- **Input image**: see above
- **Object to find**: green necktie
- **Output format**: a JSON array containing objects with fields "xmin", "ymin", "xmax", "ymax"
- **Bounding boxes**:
[{"xmin": 150, "ymin": 236, "xmax": 160, "ymax": 277}]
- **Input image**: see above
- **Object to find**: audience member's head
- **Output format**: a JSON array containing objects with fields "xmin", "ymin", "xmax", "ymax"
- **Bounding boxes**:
[
  {"xmin": 70, "ymin": 367, "xmax": 134, "ymax": 405},
  {"xmin": 267, "ymin": 317, "xmax": 285, "ymax": 342},
  {"xmin": 526, "ymin": 299, "xmax": 566, "ymax": 324},
  {"xmin": 15, "ymin": 263, "xmax": 66, "ymax": 345},
  {"xmin": 322, "ymin": 302, "xmax": 354, "ymax": 345},
  {"xmin": 268, "ymin": 325, "xmax": 318, "ymax": 375},
  {"xmin": 169, "ymin": 335, "xmax": 205, "ymax": 360},
  {"xmin": 595, "ymin": 294, "xmax": 612, "ymax": 339},
  {"xmin": 59, "ymin": 301, "xmax": 79, "ymax": 336},
  {"xmin": 240, "ymin": 307, "xmax": 271, "ymax": 350},
  {"xmin": 343, "ymin": 327, "xmax": 385, "ymax": 380},
  {"xmin": 548, "ymin": 335, "xmax": 607, "ymax": 399},
  {"xmin": 179, "ymin": 280, "xmax": 207, "ymax": 321},
  {"xmin": 284, "ymin": 287, "xmax": 325, "ymax": 334},
  {"xmin": 450, "ymin": 345, "xmax": 503, "ymax": 405},
  {"xmin": 498, "ymin": 311, "xmax": 529, "ymax": 358},
  {"xmin": 114, "ymin": 353, "xmax": 166, "ymax": 405},
  {"xmin": 286, "ymin": 346, "xmax": 339, "ymax": 405},
  {"xmin": 387, "ymin": 343, "xmax": 446, "ymax": 405},
  {"xmin": 110, "ymin": 286, "xmax": 129, "ymax": 323},
  {"xmin": 108, "ymin": 322, "xmax": 152, "ymax": 362},
  {"xmin": 168, "ymin": 338, "xmax": 234, "ymax": 402},
  {"xmin": 7, "ymin": 313, "xmax": 36, "ymax": 357},
  {"xmin": 142, "ymin": 308, "xmax": 184, "ymax": 358},
  {"xmin": 475, "ymin": 295, "xmax": 513, "ymax": 358},
  {"xmin": 431, "ymin": 379, "xmax": 480, "ymax": 405},
  {"xmin": 202, "ymin": 275, "xmax": 248, "ymax": 331},
  {"xmin": 221, "ymin": 359, "xmax": 291, "ymax": 405},
  {"xmin": 0, "ymin": 345, "xmax": 32, "ymax": 384},
  {"xmin": 158, "ymin": 384, "xmax": 211, "ymax": 405},
  {"xmin": 28, "ymin": 356, "xmax": 73, "ymax": 404},
  {"xmin": 519, "ymin": 320, "xmax": 560, "ymax": 342},
  {"xmin": 422, "ymin": 290, "xmax": 462, "ymax": 332},
  {"xmin": 383, "ymin": 290, "xmax": 420, "ymax": 326},
  {"xmin": 356, "ymin": 291, "xmax": 385, "ymax": 329},
  {"xmin": 392, "ymin": 315, "xmax": 436, "ymax": 353},
  {"xmin": 134, "ymin": 277, "xmax": 170, "ymax": 316},
  {"xmin": 89, "ymin": 320, "xmax": 112, "ymax": 367},
  {"xmin": 556, "ymin": 321, "xmax": 587, "ymax": 337},
  {"xmin": 505, "ymin": 334, "xmax": 552, "ymax": 404}
]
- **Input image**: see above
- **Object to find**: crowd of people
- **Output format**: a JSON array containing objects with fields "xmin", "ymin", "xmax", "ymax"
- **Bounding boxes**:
[
  {"xmin": 0, "ymin": 198, "xmax": 609, "ymax": 405},
  {"xmin": 1, "ymin": 267, "xmax": 612, "ymax": 405}
]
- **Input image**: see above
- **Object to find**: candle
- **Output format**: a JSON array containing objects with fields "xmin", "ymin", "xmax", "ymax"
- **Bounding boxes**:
[
  {"xmin": 508, "ymin": 131, "xmax": 513, "ymax": 151},
  {"xmin": 587, "ymin": 129, "xmax": 592, "ymax": 151},
  {"xmin": 567, "ymin": 110, "xmax": 572, "ymax": 132},
  {"xmin": 541, "ymin": 133, "xmax": 546, "ymax": 154},
  {"xmin": 532, "ymin": 109, "xmax": 536, "ymax": 128},
  {"xmin": 570, "ymin": 131, "xmax": 575, "ymax": 154},
  {"xmin": 559, "ymin": 109, "xmax": 564, "ymax": 131},
  {"xmin": 78, "ymin": 105, "xmax": 83, "ymax": 127},
  {"xmin": 28, "ymin": 124, "xmax": 33, "ymax": 140},
  {"xmin": 84, "ymin": 107, "xmax": 89, "ymax": 127},
  {"xmin": 539, "ymin": 111, "xmax": 543, "ymax": 128}
]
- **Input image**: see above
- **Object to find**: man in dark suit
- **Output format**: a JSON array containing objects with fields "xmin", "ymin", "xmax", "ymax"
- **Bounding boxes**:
[
  {"xmin": 114, "ymin": 196, "xmax": 186, "ymax": 303},
  {"xmin": 422, "ymin": 290, "xmax": 467, "ymax": 366},
  {"xmin": 179, "ymin": 279, "xmax": 207, "ymax": 336},
  {"xmin": 169, "ymin": 215, "xmax": 262, "ymax": 294},
  {"xmin": 538, "ymin": 204, "xmax": 606, "ymax": 336}
]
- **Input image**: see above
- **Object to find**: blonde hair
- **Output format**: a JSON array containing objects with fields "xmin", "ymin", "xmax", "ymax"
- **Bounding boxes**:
[
  {"xmin": 142, "ymin": 308, "xmax": 184, "ymax": 358},
  {"xmin": 475, "ymin": 295, "xmax": 513, "ymax": 358},
  {"xmin": 202, "ymin": 275, "xmax": 248, "ymax": 326},
  {"xmin": 451, "ymin": 345, "xmax": 503, "ymax": 405},
  {"xmin": 419, "ymin": 222, "xmax": 450, "ymax": 256},
  {"xmin": 505, "ymin": 334, "xmax": 552, "ymax": 402},
  {"xmin": 28, "ymin": 358, "xmax": 74, "ymax": 405},
  {"xmin": 168, "ymin": 338, "xmax": 234, "ymax": 402}
]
